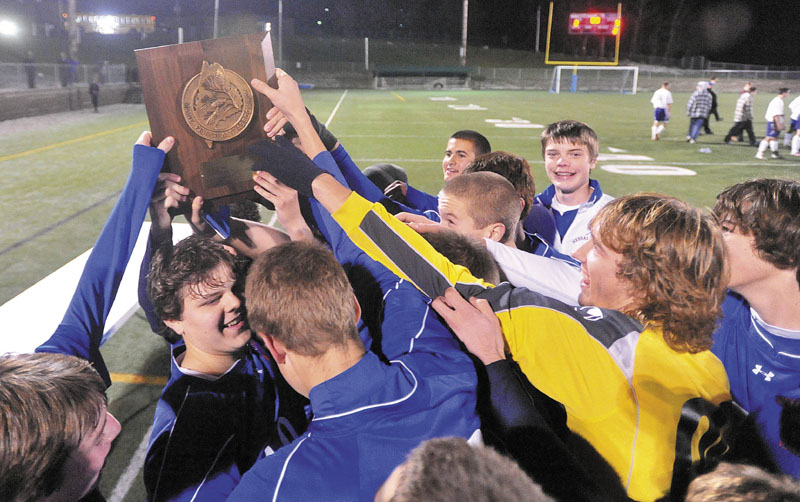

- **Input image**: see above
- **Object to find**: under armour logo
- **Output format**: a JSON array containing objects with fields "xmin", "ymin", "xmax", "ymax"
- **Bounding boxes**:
[
  {"xmin": 578, "ymin": 306, "xmax": 604, "ymax": 321},
  {"xmin": 752, "ymin": 364, "xmax": 774, "ymax": 382}
]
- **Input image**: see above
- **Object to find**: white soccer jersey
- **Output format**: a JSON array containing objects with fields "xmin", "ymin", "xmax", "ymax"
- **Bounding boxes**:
[
  {"xmin": 484, "ymin": 239, "xmax": 582, "ymax": 306},
  {"xmin": 788, "ymin": 96, "xmax": 800, "ymax": 120},
  {"xmin": 765, "ymin": 96, "xmax": 785, "ymax": 121},
  {"xmin": 651, "ymin": 88, "xmax": 673, "ymax": 109}
]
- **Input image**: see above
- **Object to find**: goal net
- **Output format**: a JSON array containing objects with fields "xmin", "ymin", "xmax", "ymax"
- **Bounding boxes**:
[{"xmin": 549, "ymin": 66, "xmax": 639, "ymax": 94}]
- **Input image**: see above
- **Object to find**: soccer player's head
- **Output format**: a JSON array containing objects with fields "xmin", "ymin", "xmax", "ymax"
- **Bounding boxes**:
[
  {"xmin": 422, "ymin": 230, "xmax": 501, "ymax": 285},
  {"xmin": 0, "ymin": 352, "xmax": 121, "ymax": 502},
  {"xmin": 685, "ymin": 463, "xmax": 800, "ymax": 502},
  {"xmin": 439, "ymin": 171, "xmax": 521, "ymax": 245},
  {"xmin": 540, "ymin": 120, "xmax": 599, "ymax": 201},
  {"xmin": 442, "ymin": 130, "xmax": 491, "ymax": 182},
  {"xmin": 662, "ymin": 81, "xmax": 670, "ymax": 89},
  {"xmin": 374, "ymin": 437, "xmax": 552, "ymax": 502},
  {"xmin": 246, "ymin": 241, "xmax": 364, "ymax": 394},
  {"xmin": 147, "ymin": 235, "xmax": 251, "ymax": 351},
  {"xmin": 574, "ymin": 194, "xmax": 727, "ymax": 353},
  {"xmin": 463, "ymin": 151, "xmax": 535, "ymax": 219},
  {"xmin": 713, "ymin": 178, "xmax": 800, "ymax": 292},
  {"xmin": 779, "ymin": 87, "xmax": 790, "ymax": 97}
]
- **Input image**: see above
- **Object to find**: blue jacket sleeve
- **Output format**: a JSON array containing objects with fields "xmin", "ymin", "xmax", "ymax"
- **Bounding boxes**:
[
  {"xmin": 330, "ymin": 144, "xmax": 430, "ymax": 217},
  {"xmin": 138, "ymin": 234, "xmax": 168, "ymax": 336},
  {"xmin": 310, "ymin": 151, "xmax": 399, "ymax": 295},
  {"xmin": 36, "ymin": 144, "xmax": 165, "ymax": 386},
  {"xmin": 404, "ymin": 184, "xmax": 440, "ymax": 214}
]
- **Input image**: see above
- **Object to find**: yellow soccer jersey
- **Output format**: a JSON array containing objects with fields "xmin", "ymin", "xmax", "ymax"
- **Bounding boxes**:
[{"xmin": 333, "ymin": 192, "xmax": 734, "ymax": 501}]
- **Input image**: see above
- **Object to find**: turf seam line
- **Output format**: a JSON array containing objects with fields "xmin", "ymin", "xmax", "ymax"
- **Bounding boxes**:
[
  {"xmin": 0, "ymin": 191, "xmax": 121, "ymax": 257},
  {"xmin": 0, "ymin": 122, "xmax": 148, "ymax": 163},
  {"xmin": 109, "ymin": 424, "xmax": 153, "ymax": 502}
]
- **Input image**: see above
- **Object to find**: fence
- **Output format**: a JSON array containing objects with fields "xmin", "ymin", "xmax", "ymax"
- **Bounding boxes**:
[
  {"xmin": 0, "ymin": 62, "xmax": 128, "ymax": 90},
  {"xmin": 1, "ymin": 59, "xmax": 797, "ymax": 94}
]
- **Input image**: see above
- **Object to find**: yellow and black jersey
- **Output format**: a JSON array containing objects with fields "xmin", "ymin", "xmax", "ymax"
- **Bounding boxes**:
[{"xmin": 334, "ymin": 193, "xmax": 733, "ymax": 501}]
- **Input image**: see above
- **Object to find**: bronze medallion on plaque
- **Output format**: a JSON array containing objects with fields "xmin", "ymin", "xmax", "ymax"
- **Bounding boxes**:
[
  {"xmin": 182, "ymin": 61, "xmax": 255, "ymax": 149},
  {"xmin": 136, "ymin": 32, "xmax": 276, "ymax": 205}
]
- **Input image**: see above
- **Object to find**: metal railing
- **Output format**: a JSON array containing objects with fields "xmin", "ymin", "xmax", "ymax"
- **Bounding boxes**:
[{"xmin": 0, "ymin": 62, "xmax": 128, "ymax": 90}]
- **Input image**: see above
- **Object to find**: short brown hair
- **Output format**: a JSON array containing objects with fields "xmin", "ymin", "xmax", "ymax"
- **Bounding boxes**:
[
  {"xmin": 464, "ymin": 151, "xmax": 535, "ymax": 219},
  {"xmin": 246, "ymin": 241, "xmax": 362, "ymax": 357},
  {"xmin": 540, "ymin": 120, "xmax": 599, "ymax": 161},
  {"xmin": 0, "ymin": 353, "xmax": 107, "ymax": 502},
  {"xmin": 423, "ymin": 230, "xmax": 501, "ymax": 285},
  {"xmin": 593, "ymin": 194, "xmax": 727, "ymax": 352},
  {"xmin": 713, "ymin": 178, "xmax": 800, "ymax": 288},
  {"xmin": 450, "ymin": 130, "xmax": 491, "ymax": 156},
  {"xmin": 442, "ymin": 172, "xmax": 521, "ymax": 243},
  {"xmin": 392, "ymin": 437, "xmax": 552, "ymax": 502},
  {"xmin": 686, "ymin": 463, "xmax": 800, "ymax": 502},
  {"xmin": 147, "ymin": 235, "xmax": 239, "ymax": 341}
]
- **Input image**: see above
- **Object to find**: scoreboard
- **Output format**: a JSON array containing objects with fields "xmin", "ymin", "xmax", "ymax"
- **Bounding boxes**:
[{"xmin": 568, "ymin": 12, "xmax": 621, "ymax": 36}]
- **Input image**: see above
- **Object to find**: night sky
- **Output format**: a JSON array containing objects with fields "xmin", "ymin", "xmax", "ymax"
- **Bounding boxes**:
[{"xmin": 2, "ymin": 0, "xmax": 799, "ymax": 67}]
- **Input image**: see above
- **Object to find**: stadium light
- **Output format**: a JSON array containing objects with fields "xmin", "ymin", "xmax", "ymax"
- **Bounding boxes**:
[
  {"xmin": 0, "ymin": 19, "xmax": 19, "ymax": 37},
  {"xmin": 96, "ymin": 15, "xmax": 119, "ymax": 34}
]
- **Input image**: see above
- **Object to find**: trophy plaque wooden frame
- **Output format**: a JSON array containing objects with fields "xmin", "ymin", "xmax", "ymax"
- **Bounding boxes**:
[{"xmin": 136, "ymin": 32, "xmax": 276, "ymax": 206}]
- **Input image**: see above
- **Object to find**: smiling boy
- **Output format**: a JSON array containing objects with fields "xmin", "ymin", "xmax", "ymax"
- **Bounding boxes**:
[
  {"xmin": 534, "ymin": 121, "xmax": 613, "ymax": 256},
  {"xmin": 396, "ymin": 130, "xmax": 491, "ymax": 215},
  {"xmin": 142, "ymin": 235, "xmax": 308, "ymax": 501}
]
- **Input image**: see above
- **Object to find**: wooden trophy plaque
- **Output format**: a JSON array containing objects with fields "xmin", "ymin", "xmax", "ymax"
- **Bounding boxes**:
[{"xmin": 136, "ymin": 32, "xmax": 276, "ymax": 206}]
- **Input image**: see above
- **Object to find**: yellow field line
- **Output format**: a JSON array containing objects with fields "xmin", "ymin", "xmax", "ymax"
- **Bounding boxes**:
[
  {"xmin": 0, "ymin": 121, "xmax": 148, "ymax": 163},
  {"xmin": 391, "ymin": 91, "xmax": 406, "ymax": 102},
  {"xmin": 109, "ymin": 372, "xmax": 168, "ymax": 386}
]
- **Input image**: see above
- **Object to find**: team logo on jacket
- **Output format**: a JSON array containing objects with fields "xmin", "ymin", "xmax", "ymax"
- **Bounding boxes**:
[
  {"xmin": 752, "ymin": 364, "xmax": 775, "ymax": 382},
  {"xmin": 578, "ymin": 306, "xmax": 604, "ymax": 321}
]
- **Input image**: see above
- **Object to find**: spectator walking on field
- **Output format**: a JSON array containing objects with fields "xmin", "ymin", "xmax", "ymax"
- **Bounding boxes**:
[
  {"xmin": 686, "ymin": 81, "xmax": 712, "ymax": 144},
  {"xmin": 23, "ymin": 50, "xmax": 36, "ymax": 89},
  {"xmin": 724, "ymin": 86, "xmax": 757, "ymax": 146},
  {"xmin": 650, "ymin": 82, "xmax": 672, "ymax": 140},
  {"xmin": 89, "ymin": 74, "xmax": 100, "ymax": 113},
  {"xmin": 702, "ymin": 78, "xmax": 720, "ymax": 134}
]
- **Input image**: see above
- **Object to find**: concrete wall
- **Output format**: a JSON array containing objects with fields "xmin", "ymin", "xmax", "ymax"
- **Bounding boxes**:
[{"xmin": 0, "ymin": 83, "xmax": 139, "ymax": 121}]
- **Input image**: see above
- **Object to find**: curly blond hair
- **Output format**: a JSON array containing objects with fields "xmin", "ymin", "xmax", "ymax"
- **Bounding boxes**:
[{"xmin": 593, "ymin": 193, "xmax": 728, "ymax": 353}]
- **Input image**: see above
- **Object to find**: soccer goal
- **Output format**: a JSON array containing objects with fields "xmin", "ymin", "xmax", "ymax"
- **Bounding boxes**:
[{"xmin": 549, "ymin": 66, "xmax": 639, "ymax": 94}]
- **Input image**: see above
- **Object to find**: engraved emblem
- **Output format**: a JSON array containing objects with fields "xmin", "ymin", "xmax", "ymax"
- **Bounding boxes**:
[{"xmin": 182, "ymin": 61, "xmax": 255, "ymax": 148}]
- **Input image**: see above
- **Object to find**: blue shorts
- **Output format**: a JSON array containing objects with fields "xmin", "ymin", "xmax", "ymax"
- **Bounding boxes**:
[
  {"xmin": 654, "ymin": 108, "xmax": 668, "ymax": 122},
  {"xmin": 791, "ymin": 118, "xmax": 799, "ymax": 132},
  {"xmin": 766, "ymin": 122, "xmax": 780, "ymax": 138}
]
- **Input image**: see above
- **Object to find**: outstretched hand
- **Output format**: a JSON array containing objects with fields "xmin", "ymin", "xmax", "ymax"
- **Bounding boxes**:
[
  {"xmin": 253, "ymin": 170, "xmax": 314, "ymax": 242},
  {"xmin": 251, "ymin": 69, "xmax": 307, "ymax": 125},
  {"xmin": 431, "ymin": 287, "xmax": 505, "ymax": 365},
  {"xmin": 135, "ymin": 131, "xmax": 174, "ymax": 153},
  {"xmin": 396, "ymin": 212, "xmax": 442, "ymax": 234}
]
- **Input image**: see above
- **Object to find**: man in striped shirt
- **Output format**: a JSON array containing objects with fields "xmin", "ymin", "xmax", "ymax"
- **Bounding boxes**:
[
  {"xmin": 686, "ymin": 81, "xmax": 713, "ymax": 144},
  {"xmin": 724, "ymin": 86, "xmax": 757, "ymax": 146}
]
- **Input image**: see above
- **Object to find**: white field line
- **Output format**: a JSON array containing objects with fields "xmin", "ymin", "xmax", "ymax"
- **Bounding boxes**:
[
  {"xmin": 325, "ymin": 90, "xmax": 348, "ymax": 127},
  {"xmin": 109, "ymin": 425, "xmax": 153, "ymax": 502}
]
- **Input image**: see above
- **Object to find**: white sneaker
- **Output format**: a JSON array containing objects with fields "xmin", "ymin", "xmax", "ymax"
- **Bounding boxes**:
[
  {"xmin": 755, "ymin": 152, "xmax": 765, "ymax": 160},
  {"xmin": 689, "ymin": 139, "xmax": 695, "ymax": 144}
]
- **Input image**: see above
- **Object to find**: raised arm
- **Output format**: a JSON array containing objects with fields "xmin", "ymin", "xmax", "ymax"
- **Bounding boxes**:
[{"xmin": 37, "ymin": 132, "xmax": 173, "ymax": 385}]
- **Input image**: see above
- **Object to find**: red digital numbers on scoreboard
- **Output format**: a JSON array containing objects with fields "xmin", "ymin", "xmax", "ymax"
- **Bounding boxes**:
[{"xmin": 568, "ymin": 13, "xmax": 621, "ymax": 35}]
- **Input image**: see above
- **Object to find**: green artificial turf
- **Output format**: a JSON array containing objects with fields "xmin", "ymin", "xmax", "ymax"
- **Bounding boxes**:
[{"xmin": 1, "ymin": 89, "xmax": 798, "ymax": 501}]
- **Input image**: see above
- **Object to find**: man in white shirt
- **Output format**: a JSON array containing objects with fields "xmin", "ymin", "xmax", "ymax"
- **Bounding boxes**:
[
  {"xmin": 784, "ymin": 94, "xmax": 800, "ymax": 156},
  {"xmin": 650, "ymin": 82, "xmax": 673, "ymax": 140},
  {"xmin": 756, "ymin": 88, "xmax": 789, "ymax": 160}
]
